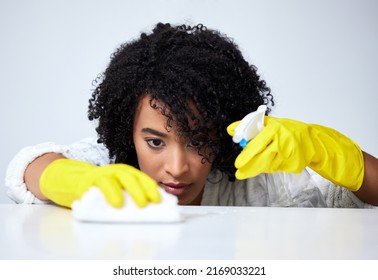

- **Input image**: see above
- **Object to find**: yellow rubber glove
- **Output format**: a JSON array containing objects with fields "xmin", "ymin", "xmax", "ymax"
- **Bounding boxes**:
[
  {"xmin": 40, "ymin": 159, "xmax": 161, "ymax": 208},
  {"xmin": 227, "ymin": 116, "xmax": 364, "ymax": 191}
]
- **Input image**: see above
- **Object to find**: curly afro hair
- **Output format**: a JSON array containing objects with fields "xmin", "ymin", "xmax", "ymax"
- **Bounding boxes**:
[{"xmin": 88, "ymin": 22, "xmax": 274, "ymax": 180}]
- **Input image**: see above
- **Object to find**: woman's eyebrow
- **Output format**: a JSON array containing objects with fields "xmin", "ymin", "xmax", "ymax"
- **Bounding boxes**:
[{"xmin": 141, "ymin": 128, "xmax": 168, "ymax": 138}]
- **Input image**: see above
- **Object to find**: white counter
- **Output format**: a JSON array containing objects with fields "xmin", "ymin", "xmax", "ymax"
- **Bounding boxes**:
[{"xmin": 1, "ymin": 204, "xmax": 377, "ymax": 259}]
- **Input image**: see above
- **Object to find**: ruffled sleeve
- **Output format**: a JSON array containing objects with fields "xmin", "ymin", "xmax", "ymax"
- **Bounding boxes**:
[{"xmin": 5, "ymin": 138, "xmax": 111, "ymax": 204}]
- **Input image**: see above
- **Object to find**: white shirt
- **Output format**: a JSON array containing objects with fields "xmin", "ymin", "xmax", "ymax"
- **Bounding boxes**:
[{"xmin": 5, "ymin": 138, "xmax": 373, "ymax": 208}]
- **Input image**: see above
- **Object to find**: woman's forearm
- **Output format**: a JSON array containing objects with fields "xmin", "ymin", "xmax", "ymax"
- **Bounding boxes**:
[
  {"xmin": 24, "ymin": 153, "xmax": 66, "ymax": 200},
  {"xmin": 354, "ymin": 151, "xmax": 378, "ymax": 205}
]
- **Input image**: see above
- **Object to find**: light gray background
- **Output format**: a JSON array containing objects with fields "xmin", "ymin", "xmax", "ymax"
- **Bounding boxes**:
[{"xmin": 1, "ymin": 0, "xmax": 377, "ymax": 203}]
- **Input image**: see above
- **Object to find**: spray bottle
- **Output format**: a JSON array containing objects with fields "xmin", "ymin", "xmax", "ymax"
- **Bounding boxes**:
[
  {"xmin": 232, "ymin": 105, "xmax": 267, "ymax": 148},
  {"xmin": 232, "ymin": 105, "xmax": 326, "ymax": 207}
]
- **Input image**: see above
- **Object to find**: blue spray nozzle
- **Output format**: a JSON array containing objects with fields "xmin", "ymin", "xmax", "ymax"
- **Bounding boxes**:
[{"xmin": 239, "ymin": 139, "xmax": 248, "ymax": 148}]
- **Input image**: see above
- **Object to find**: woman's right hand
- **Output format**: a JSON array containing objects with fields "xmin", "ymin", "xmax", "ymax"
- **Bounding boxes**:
[{"xmin": 39, "ymin": 159, "xmax": 161, "ymax": 208}]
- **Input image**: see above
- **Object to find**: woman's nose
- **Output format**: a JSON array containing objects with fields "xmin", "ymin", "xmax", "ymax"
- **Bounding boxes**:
[{"xmin": 164, "ymin": 146, "xmax": 190, "ymax": 178}]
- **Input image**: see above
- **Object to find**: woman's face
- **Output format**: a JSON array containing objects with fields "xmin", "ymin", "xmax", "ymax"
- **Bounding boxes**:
[{"xmin": 133, "ymin": 96, "xmax": 212, "ymax": 205}]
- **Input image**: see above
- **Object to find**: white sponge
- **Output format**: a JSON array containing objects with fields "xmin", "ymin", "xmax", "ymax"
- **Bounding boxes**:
[{"xmin": 72, "ymin": 187, "xmax": 182, "ymax": 223}]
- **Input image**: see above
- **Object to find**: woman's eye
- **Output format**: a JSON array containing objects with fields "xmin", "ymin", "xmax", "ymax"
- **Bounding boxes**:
[
  {"xmin": 146, "ymin": 139, "xmax": 164, "ymax": 148},
  {"xmin": 189, "ymin": 140, "xmax": 201, "ymax": 148},
  {"xmin": 188, "ymin": 139, "xmax": 206, "ymax": 149},
  {"xmin": 188, "ymin": 134, "xmax": 208, "ymax": 149}
]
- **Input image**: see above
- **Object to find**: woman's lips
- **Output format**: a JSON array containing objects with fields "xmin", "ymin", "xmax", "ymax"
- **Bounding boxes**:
[{"xmin": 160, "ymin": 183, "xmax": 191, "ymax": 196}]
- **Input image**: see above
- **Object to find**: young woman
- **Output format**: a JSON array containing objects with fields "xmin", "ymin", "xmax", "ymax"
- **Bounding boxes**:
[{"xmin": 6, "ymin": 23, "xmax": 378, "ymax": 208}]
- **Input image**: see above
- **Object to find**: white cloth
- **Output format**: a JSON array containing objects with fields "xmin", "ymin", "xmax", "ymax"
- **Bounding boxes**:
[{"xmin": 5, "ymin": 138, "xmax": 373, "ymax": 208}]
